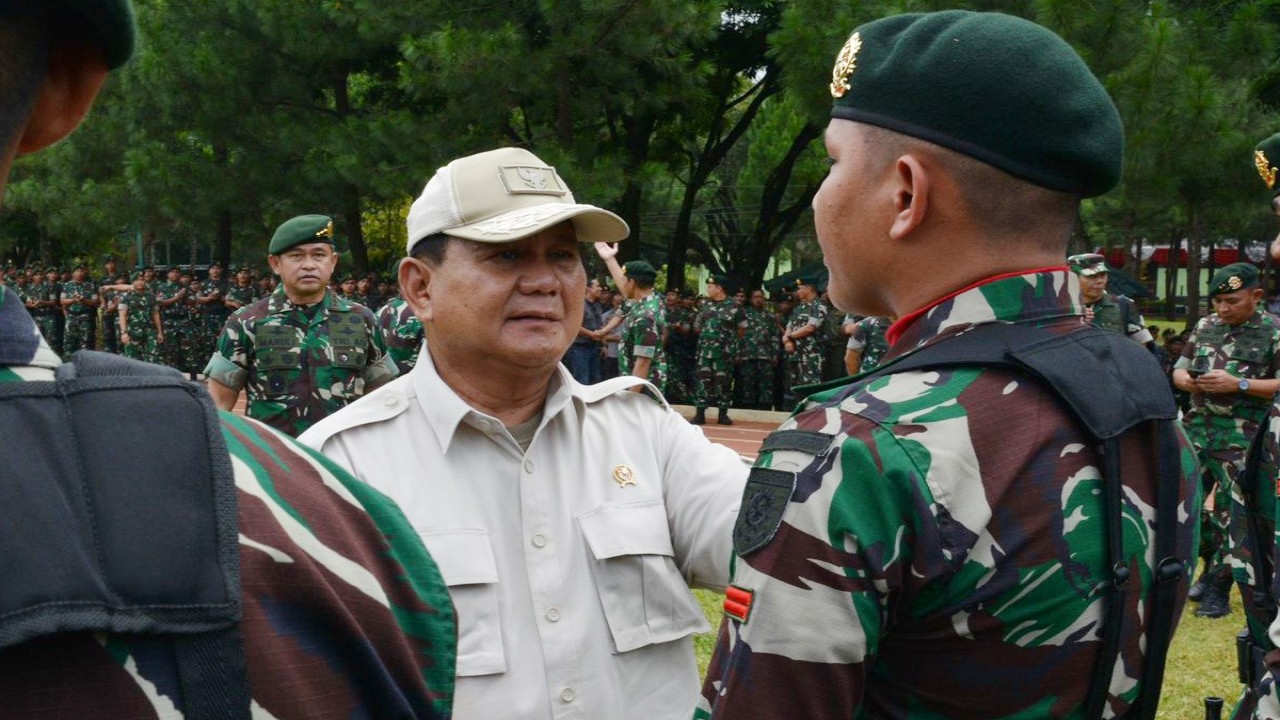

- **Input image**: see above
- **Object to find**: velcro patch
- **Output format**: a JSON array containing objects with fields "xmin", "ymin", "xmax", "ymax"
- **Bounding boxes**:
[
  {"xmin": 724, "ymin": 585, "xmax": 754, "ymax": 623},
  {"xmin": 733, "ymin": 467, "xmax": 796, "ymax": 556},
  {"xmin": 760, "ymin": 430, "xmax": 834, "ymax": 455}
]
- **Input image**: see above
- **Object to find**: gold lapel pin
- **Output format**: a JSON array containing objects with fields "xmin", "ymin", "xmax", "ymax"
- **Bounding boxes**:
[{"xmin": 613, "ymin": 465, "xmax": 637, "ymax": 488}]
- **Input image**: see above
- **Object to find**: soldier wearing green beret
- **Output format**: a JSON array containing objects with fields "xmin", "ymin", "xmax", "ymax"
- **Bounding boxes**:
[
  {"xmin": 595, "ymin": 247, "xmax": 669, "ymax": 392},
  {"xmin": 58, "ymin": 263, "xmax": 99, "ymax": 356},
  {"xmin": 1173, "ymin": 262, "xmax": 1280, "ymax": 628},
  {"xmin": 691, "ymin": 273, "xmax": 744, "ymax": 424},
  {"xmin": 781, "ymin": 273, "xmax": 827, "ymax": 403},
  {"xmin": 700, "ymin": 11, "xmax": 1200, "ymax": 719},
  {"xmin": 1067, "ymin": 252, "xmax": 1154, "ymax": 348},
  {"xmin": 27, "ymin": 265, "xmax": 64, "ymax": 356},
  {"xmin": 204, "ymin": 214, "xmax": 398, "ymax": 437}
]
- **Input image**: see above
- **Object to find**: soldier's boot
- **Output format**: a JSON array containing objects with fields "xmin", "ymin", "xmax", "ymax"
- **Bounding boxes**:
[
  {"xmin": 691, "ymin": 407, "xmax": 707, "ymax": 425},
  {"xmin": 1188, "ymin": 561, "xmax": 1208, "ymax": 602},
  {"xmin": 717, "ymin": 407, "xmax": 733, "ymax": 426},
  {"xmin": 1195, "ymin": 581, "xmax": 1231, "ymax": 619}
]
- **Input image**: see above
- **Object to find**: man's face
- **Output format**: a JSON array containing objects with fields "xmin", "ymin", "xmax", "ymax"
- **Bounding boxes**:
[
  {"xmin": 1212, "ymin": 287, "xmax": 1263, "ymax": 326},
  {"xmin": 706, "ymin": 281, "xmax": 726, "ymax": 302},
  {"xmin": 268, "ymin": 242, "xmax": 338, "ymax": 303},
  {"xmin": 45, "ymin": 271, "xmax": 58, "ymax": 283},
  {"xmin": 72, "ymin": 267, "xmax": 85, "ymax": 281},
  {"xmin": 586, "ymin": 278, "xmax": 602, "ymax": 302},
  {"xmin": 414, "ymin": 222, "xmax": 585, "ymax": 377},
  {"xmin": 167, "ymin": 269, "xmax": 180, "ymax": 283},
  {"xmin": 340, "ymin": 279, "xmax": 356, "ymax": 294},
  {"xmin": 209, "ymin": 265, "xmax": 222, "ymax": 280},
  {"xmin": 236, "ymin": 270, "xmax": 251, "ymax": 285},
  {"xmin": 813, "ymin": 120, "xmax": 892, "ymax": 315},
  {"xmin": 751, "ymin": 290, "xmax": 765, "ymax": 309},
  {"xmin": 665, "ymin": 290, "xmax": 678, "ymax": 306},
  {"xmin": 1078, "ymin": 272, "xmax": 1108, "ymax": 304},
  {"xmin": 734, "ymin": 290, "xmax": 746, "ymax": 305}
]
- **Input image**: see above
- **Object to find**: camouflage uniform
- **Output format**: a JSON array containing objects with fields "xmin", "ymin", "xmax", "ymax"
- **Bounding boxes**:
[
  {"xmin": 848, "ymin": 315, "xmax": 891, "ymax": 373},
  {"xmin": 204, "ymin": 286, "xmax": 398, "ymax": 437},
  {"xmin": 785, "ymin": 297, "xmax": 827, "ymax": 394},
  {"xmin": 698, "ymin": 270, "xmax": 1201, "ymax": 719},
  {"xmin": 376, "ymin": 295, "xmax": 425, "ymax": 375},
  {"xmin": 224, "ymin": 281, "xmax": 257, "ymax": 313},
  {"xmin": 693, "ymin": 298, "xmax": 743, "ymax": 410},
  {"xmin": 619, "ymin": 291, "xmax": 667, "ymax": 393},
  {"xmin": 665, "ymin": 299, "xmax": 697, "ymax": 403},
  {"xmin": 0, "ymin": 284, "xmax": 455, "ymax": 718},
  {"xmin": 99, "ymin": 284, "xmax": 121, "ymax": 354},
  {"xmin": 155, "ymin": 278, "xmax": 193, "ymax": 372},
  {"xmin": 1087, "ymin": 292, "xmax": 1151, "ymax": 344},
  {"xmin": 27, "ymin": 278, "xmax": 62, "ymax": 356},
  {"xmin": 59, "ymin": 279, "xmax": 98, "ymax": 355},
  {"xmin": 119, "ymin": 288, "xmax": 161, "ymax": 363},
  {"xmin": 738, "ymin": 305, "xmax": 781, "ymax": 409}
]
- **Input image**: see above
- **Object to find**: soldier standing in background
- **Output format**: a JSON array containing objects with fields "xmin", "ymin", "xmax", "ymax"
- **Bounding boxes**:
[
  {"xmin": 195, "ymin": 260, "xmax": 231, "ymax": 359},
  {"xmin": 119, "ymin": 271, "xmax": 163, "ymax": 363},
  {"xmin": 1172, "ymin": 262, "xmax": 1280, "ymax": 619},
  {"xmin": 59, "ymin": 263, "xmax": 98, "ymax": 355},
  {"xmin": 224, "ymin": 265, "xmax": 256, "ymax": 313},
  {"xmin": 692, "ymin": 273, "xmax": 744, "ymax": 425},
  {"xmin": 204, "ymin": 215, "xmax": 397, "ymax": 437},
  {"xmin": 596, "ymin": 244, "xmax": 668, "ymax": 393},
  {"xmin": 1067, "ymin": 252, "xmax": 1154, "ymax": 348},
  {"xmin": 845, "ymin": 314, "xmax": 891, "ymax": 375},
  {"xmin": 664, "ymin": 288, "xmax": 696, "ymax": 403},
  {"xmin": 155, "ymin": 265, "xmax": 192, "ymax": 374},
  {"xmin": 782, "ymin": 274, "xmax": 826, "ymax": 403},
  {"xmin": 737, "ymin": 288, "xmax": 782, "ymax": 410},
  {"xmin": 29, "ymin": 266, "xmax": 63, "ymax": 356},
  {"xmin": 376, "ymin": 293, "xmax": 425, "ymax": 376}
]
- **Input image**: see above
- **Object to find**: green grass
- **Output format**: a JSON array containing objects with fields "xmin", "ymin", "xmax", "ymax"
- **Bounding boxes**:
[{"xmin": 693, "ymin": 589, "xmax": 1245, "ymax": 716}]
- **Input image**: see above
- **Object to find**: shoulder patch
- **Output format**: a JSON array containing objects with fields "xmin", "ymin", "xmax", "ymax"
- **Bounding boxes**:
[
  {"xmin": 733, "ymin": 467, "xmax": 796, "ymax": 556},
  {"xmin": 761, "ymin": 429, "xmax": 834, "ymax": 455}
]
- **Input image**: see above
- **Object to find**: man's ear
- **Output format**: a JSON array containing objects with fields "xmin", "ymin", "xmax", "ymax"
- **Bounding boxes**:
[
  {"xmin": 888, "ymin": 154, "xmax": 930, "ymax": 242},
  {"xmin": 266, "ymin": 255, "xmax": 282, "ymax": 278},
  {"xmin": 399, "ymin": 257, "xmax": 434, "ymax": 323},
  {"xmin": 16, "ymin": 40, "xmax": 109, "ymax": 155}
]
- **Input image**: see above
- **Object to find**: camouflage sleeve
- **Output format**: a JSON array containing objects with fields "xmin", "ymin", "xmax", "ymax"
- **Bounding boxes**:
[
  {"xmin": 633, "ymin": 308, "xmax": 660, "ymax": 359},
  {"xmin": 1173, "ymin": 318, "xmax": 1207, "ymax": 371},
  {"xmin": 1261, "ymin": 410, "xmax": 1280, "ymax": 716},
  {"xmin": 203, "ymin": 309, "xmax": 251, "ymax": 390},
  {"xmin": 847, "ymin": 320, "xmax": 868, "ymax": 352},
  {"xmin": 359, "ymin": 305, "xmax": 398, "ymax": 388}
]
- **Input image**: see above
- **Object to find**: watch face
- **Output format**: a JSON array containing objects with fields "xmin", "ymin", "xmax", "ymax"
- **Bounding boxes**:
[{"xmin": 1240, "ymin": 379, "xmax": 1251, "ymax": 391}]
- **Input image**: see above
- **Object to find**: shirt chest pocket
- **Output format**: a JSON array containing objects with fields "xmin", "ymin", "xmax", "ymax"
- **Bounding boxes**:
[
  {"xmin": 257, "ymin": 325, "xmax": 302, "ymax": 371},
  {"xmin": 1230, "ymin": 336, "xmax": 1271, "ymax": 369},
  {"xmin": 577, "ymin": 499, "xmax": 709, "ymax": 654},
  {"xmin": 418, "ymin": 528, "xmax": 506, "ymax": 677}
]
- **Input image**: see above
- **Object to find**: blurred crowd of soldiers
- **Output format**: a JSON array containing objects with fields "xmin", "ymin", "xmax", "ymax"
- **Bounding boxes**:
[{"xmin": 0, "ymin": 257, "xmax": 410, "ymax": 378}]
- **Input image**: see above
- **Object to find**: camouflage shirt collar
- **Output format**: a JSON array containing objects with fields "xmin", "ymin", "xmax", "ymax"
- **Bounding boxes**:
[
  {"xmin": 888, "ymin": 268, "xmax": 1081, "ymax": 351},
  {"xmin": 0, "ymin": 285, "xmax": 62, "ymax": 375},
  {"xmin": 267, "ymin": 286, "xmax": 348, "ymax": 315}
]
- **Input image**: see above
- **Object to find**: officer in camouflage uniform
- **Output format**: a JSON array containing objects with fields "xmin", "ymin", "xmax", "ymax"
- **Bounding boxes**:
[
  {"xmin": 1171, "ymin": 262, "xmax": 1280, "ymax": 622},
  {"xmin": 155, "ymin": 265, "xmax": 193, "ymax": 374},
  {"xmin": 844, "ymin": 314, "xmax": 891, "ymax": 375},
  {"xmin": 224, "ymin": 266, "xmax": 257, "ymax": 312},
  {"xmin": 0, "ymin": 6, "xmax": 454, "ymax": 712},
  {"xmin": 28, "ymin": 266, "xmax": 63, "ymax": 356},
  {"xmin": 595, "ymin": 245, "xmax": 668, "ymax": 394},
  {"xmin": 664, "ymin": 289, "xmax": 696, "ymax": 403},
  {"xmin": 59, "ymin": 263, "xmax": 98, "ymax": 355},
  {"xmin": 782, "ymin": 274, "xmax": 826, "ymax": 404},
  {"xmin": 692, "ymin": 273, "xmax": 744, "ymax": 425},
  {"xmin": 98, "ymin": 260, "xmax": 121, "ymax": 353},
  {"xmin": 118, "ymin": 272, "xmax": 163, "ymax": 363},
  {"xmin": 1067, "ymin": 252, "xmax": 1155, "ymax": 348},
  {"xmin": 700, "ymin": 12, "xmax": 1200, "ymax": 719},
  {"xmin": 195, "ymin": 260, "xmax": 231, "ymax": 359},
  {"xmin": 205, "ymin": 215, "xmax": 397, "ymax": 437},
  {"xmin": 376, "ymin": 294, "xmax": 424, "ymax": 375},
  {"xmin": 738, "ymin": 288, "xmax": 782, "ymax": 410}
]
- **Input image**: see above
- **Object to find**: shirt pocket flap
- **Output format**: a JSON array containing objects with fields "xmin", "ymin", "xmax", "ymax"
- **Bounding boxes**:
[
  {"xmin": 578, "ymin": 500, "xmax": 675, "ymax": 560},
  {"xmin": 420, "ymin": 528, "xmax": 499, "ymax": 586}
]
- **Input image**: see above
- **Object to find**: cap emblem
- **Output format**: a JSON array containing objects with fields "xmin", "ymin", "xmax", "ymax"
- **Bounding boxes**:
[
  {"xmin": 1256, "ymin": 150, "xmax": 1277, "ymax": 189},
  {"xmin": 315, "ymin": 220, "xmax": 334, "ymax": 239},
  {"xmin": 829, "ymin": 31, "xmax": 862, "ymax": 98},
  {"xmin": 499, "ymin": 165, "xmax": 567, "ymax": 196},
  {"xmin": 1228, "ymin": 275, "xmax": 1243, "ymax": 291}
]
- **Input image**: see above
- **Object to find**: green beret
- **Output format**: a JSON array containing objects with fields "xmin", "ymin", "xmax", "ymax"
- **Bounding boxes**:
[
  {"xmin": 622, "ymin": 260, "xmax": 657, "ymax": 282},
  {"xmin": 1067, "ymin": 253, "xmax": 1109, "ymax": 277},
  {"xmin": 269, "ymin": 214, "xmax": 336, "ymax": 255},
  {"xmin": 1209, "ymin": 263, "xmax": 1259, "ymax": 296},
  {"xmin": 707, "ymin": 273, "xmax": 731, "ymax": 287},
  {"xmin": 1255, "ymin": 133, "xmax": 1280, "ymax": 200},
  {"xmin": 829, "ymin": 11, "xmax": 1123, "ymax": 197},
  {"xmin": 48, "ymin": 0, "xmax": 137, "ymax": 70}
]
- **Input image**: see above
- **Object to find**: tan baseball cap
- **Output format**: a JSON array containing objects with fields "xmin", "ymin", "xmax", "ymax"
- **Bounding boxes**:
[{"xmin": 405, "ymin": 147, "xmax": 630, "ymax": 254}]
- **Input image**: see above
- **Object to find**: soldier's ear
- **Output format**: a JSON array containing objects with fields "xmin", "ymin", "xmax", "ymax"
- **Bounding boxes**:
[
  {"xmin": 398, "ymin": 256, "xmax": 432, "ymax": 324},
  {"xmin": 16, "ymin": 39, "xmax": 109, "ymax": 156}
]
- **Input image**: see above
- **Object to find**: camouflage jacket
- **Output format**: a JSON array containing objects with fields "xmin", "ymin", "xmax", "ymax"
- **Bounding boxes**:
[
  {"xmin": 849, "ymin": 315, "xmax": 891, "ymax": 372},
  {"xmin": 786, "ymin": 298, "xmax": 827, "ymax": 357},
  {"xmin": 119, "ymin": 289, "xmax": 158, "ymax": 336},
  {"xmin": 1177, "ymin": 309, "xmax": 1280, "ymax": 449},
  {"xmin": 154, "ymin": 279, "xmax": 189, "ymax": 322},
  {"xmin": 695, "ymin": 299, "xmax": 743, "ymax": 353},
  {"xmin": 27, "ymin": 280, "xmax": 60, "ymax": 315},
  {"xmin": 0, "ymin": 285, "xmax": 454, "ymax": 719},
  {"xmin": 204, "ymin": 287, "xmax": 397, "ymax": 437},
  {"xmin": 698, "ymin": 269, "xmax": 1201, "ymax": 720},
  {"xmin": 741, "ymin": 307, "xmax": 781, "ymax": 362},
  {"xmin": 377, "ymin": 295, "xmax": 424, "ymax": 376},
  {"xmin": 1087, "ymin": 292, "xmax": 1145, "ymax": 340},
  {"xmin": 224, "ymin": 282, "xmax": 257, "ymax": 311},
  {"xmin": 59, "ymin": 280, "xmax": 97, "ymax": 316},
  {"xmin": 620, "ymin": 291, "xmax": 667, "ymax": 392}
]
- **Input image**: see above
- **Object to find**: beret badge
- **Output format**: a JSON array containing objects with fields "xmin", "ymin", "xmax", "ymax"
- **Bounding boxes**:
[
  {"xmin": 316, "ymin": 220, "xmax": 335, "ymax": 239},
  {"xmin": 1228, "ymin": 275, "xmax": 1243, "ymax": 291},
  {"xmin": 829, "ymin": 31, "xmax": 862, "ymax": 99},
  {"xmin": 1256, "ymin": 150, "xmax": 1278, "ymax": 190}
]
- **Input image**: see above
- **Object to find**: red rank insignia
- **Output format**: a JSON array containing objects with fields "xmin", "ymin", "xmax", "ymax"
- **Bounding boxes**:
[{"xmin": 724, "ymin": 585, "xmax": 754, "ymax": 623}]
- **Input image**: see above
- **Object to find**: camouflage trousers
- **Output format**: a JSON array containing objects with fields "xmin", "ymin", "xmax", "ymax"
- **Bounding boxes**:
[
  {"xmin": 100, "ymin": 316, "xmax": 118, "ymax": 354},
  {"xmin": 160, "ymin": 321, "xmax": 198, "ymax": 374},
  {"xmin": 33, "ymin": 313, "xmax": 62, "ymax": 357},
  {"xmin": 665, "ymin": 345, "xmax": 695, "ymax": 404},
  {"xmin": 736, "ymin": 358, "xmax": 776, "ymax": 410},
  {"xmin": 1195, "ymin": 446, "xmax": 1248, "ymax": 587},
  {"xmin": 693, "ymin": 344, "xmax": 734, "ymax": 409},
  {"xmin": 122, "ymin": 331, "xmax": 160, "ymax": 364},
  {"xmin": 786, "ymin": 349, "xmax": 824, "ymax": 402},
  {"xmin": 63, "ymin": 312, "xmax": 96, "ymax": 356}
]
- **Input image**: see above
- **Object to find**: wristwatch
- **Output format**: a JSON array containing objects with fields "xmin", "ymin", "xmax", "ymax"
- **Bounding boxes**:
[{"xmin": 1239, "ymin": 378, "xmax": 1251, "ymax": 393}]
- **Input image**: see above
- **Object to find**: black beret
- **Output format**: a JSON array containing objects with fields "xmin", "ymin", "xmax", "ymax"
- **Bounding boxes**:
[{"xmin": 829, "ymin": 11, "xmax": 1123, "ymax": 197}]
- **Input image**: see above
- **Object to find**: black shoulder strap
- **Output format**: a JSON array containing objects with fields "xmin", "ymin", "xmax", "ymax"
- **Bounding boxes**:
[
  {"xmin": 0, "ymin": 351, "xmax": 249, "ymax": 720},
  {"xmin": 857, "ymin": 324, "xmax": 1181, "ymax": 720}
]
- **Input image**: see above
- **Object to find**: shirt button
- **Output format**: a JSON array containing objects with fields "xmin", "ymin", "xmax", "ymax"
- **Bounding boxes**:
[
  {"xmin": 546, "ymin": 607, "xmax": 561, "ymax": 622},
  {"xmin": 523, "ymin": 459, "xmax": 535, "ymax": 473},
  {"xmin": 532, "ymin": 534, "xmax": 547, "ymax": 548},
  {"xmin": 476, "ymin": 419, "xmax": 491, "ymax": 432},
  {"xmin": 560, "ymin": 688, "xmax": 575, "ymax": 703},
  {"xmin": 383, "ymin": 396, "xmax": 398, "ymax": 407}
]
